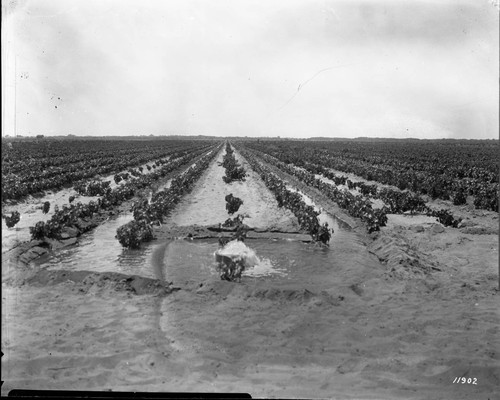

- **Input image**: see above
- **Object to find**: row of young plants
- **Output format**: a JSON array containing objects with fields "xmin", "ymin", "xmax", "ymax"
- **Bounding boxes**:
[
  {"xmin": 217, "ymin": 142, "xmax": 246, "ymax": 248},
  {"xmin": 116, "ymin": 147, "xmax": 221, "ymax": 248},
  {"xmin": 236, "ymin": 149, "xmax": 326, "ymax": 240},
  {"xmin": 74, "ymin": 180, "xmax": 112, "ymax": 197},
  {"xmin": 72, "ymin": 155, "xmax": 182, "ymax": 197},
  {"xmin": 291, "ymin": 161, "xmax": 428, "ymax": 214},
  {"xmin": 307, "ymin": 165, "xmax": 461, "ymax": 227},
  {"xmin": 239, "ymin": 147, "xmax": 387, "ymax": 233},
  {"xmin": 28, "ymin": 146, "xmax": 219, "ymax": 241},
  {"xmin": 239, "ymin": 146, "xmax": 462, "ymax": 231},
  {"xmin": 225, "ymin": 193, "xmax": 244, "ymax": 215},
  {"xmin": 113, "ymin": 157, "xmax": 171, "ymax": 184},
  {"xmin": 297, "ymin": 161, "xmax": 472, "ymax": 212},
  {"xmin": 219, "ymin": 142, "xmax": 247, "ymax": 183},
  {"xmin": 2, "ymin": 138, "xmax": 198, "ymax": 174},
  {"xmin": 300, "ymin": 163, "xmax": 461, "ymax": 226},
  {"xmin": 242, "ymin": 140, "xmax": 498, "ymax": 212},
  {"xmin": 2, "ymin": 140, "xmax": 212, "ymax": 202}
]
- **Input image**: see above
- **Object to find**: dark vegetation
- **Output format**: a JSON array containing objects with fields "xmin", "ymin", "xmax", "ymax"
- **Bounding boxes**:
[
  {"xmin": 240, "ymin": 147, "xmax": 389, "ymax": 233},
  {"xmin": 242, "ymin": 140, "xmax": 498, "ymax": 212},
  {"xmin": 225, "ymin": 193, "xmax": 243, "ymax": 215},
  {"xmin": 240, "ymin": 148, "xmax": 331, "ymax": 243},
  {"xmin": 3, "ymin": 211, "xmax": 21, "ymax": 228},
  {"xmin": 116, "ymin": 148, "xmax": 220, "ymax": 248},
  {"xmin": 1, "ymin": 139, "xmax": 213, "ymax": 202},
  {"xmin": 220, "ymin": 143, "xmax": 246, "ymax": 183},
  {"xmin": 74, "ymin": 180, "xmax": 112, "ymax": 197},
  {"xmin": 28, "ymin": 144, "xmax": 219, "ymax": 242},
  {"xmin": 238, "ymin": 143, "xmax": 463, "ymax": 232}
]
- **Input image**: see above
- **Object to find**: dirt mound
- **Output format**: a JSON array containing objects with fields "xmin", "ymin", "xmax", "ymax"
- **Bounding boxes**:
[
  {"xmin": 154, "ymin": 224, "xmax": 311, "ymax": 242},
  {"xmin": 194, "ymin": 280, "xmax": 244, "ymax": 298},
  {"xmin": 23, "ymin": 269, "xmax": 180, "ymax": 296},
  {"xmin": 368, "ymin": 232, "xmax": 440, "ymax": 278},
  {"xmin": 156, "ymin": 224, "xmax": 216, "ymax": 239},
  {"xmin": 460, "ymin": 225, "xmax": 498, "ymax": 235},
  {"xmin": 194, "ymin": 280, "xmax": 345, "ymax": 305}
]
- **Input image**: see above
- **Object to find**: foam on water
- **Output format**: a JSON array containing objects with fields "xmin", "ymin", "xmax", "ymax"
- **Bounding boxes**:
[
  {"xmin": 243, "ymin": 257, "xmax": 287, "ymax": 277},
  {"xmin": 215, "ymin": 240, "xmax": 287, "ymax": 277}
]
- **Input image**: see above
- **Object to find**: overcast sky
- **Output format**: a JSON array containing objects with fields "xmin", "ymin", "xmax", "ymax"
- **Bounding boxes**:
[{"xmin": 2, "ymin": 0, "xmax": 499, "ymax": 138}]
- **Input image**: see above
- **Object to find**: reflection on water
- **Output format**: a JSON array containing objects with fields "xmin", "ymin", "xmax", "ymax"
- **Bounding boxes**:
[
  {"xmin": 161, "ymin": 228, "xmax": 376, "ymax": 289},
  {"xmin": 34, "ymin": 210, "xmax": 374, "ymax": 289},
  {"xmin": 35, "ymin": 213, "xmax": 156, "ymax": 279}
]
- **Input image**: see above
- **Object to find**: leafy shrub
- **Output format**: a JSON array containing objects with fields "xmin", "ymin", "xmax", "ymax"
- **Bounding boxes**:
[
  {"xmin": 241, "ymin": 139, "xmax": 498, "ymax": 212},
  {"xmin": 75, "ymin": 180, "xmax": 111, "ymax": 196},
  {"xmin": 30, "ymin": 221, "xmax": 46, "ymax": 240},
  {"xmin": 222, "ymin": 215, "xmax": 243, "ymax": 227},
  {"xmin": 3, "ymin": 211, "xmax": 20, "ymax": 228},
  {"xmin": 29, "ymin": 219, "xmax": 62, "ymax": 240},
  {"xmin": 452, "ymin": 189, "xmax": 467, "ymax": 206},
  {"xmin": 225, "ymin": 193, "xmax": 243, "ymax": 214},
  {"xmin": 473, "ymin": 185, "xmax": 499, "ymax": 212},
  {"xmin": 116, "ymin": 220, "xmax": 154, "ymax": 249},
  {"xmin": 427, "ymin": 208, "xmax": 462, "ymax": 228},
  {"xmin": 221, "ymin": 143, "xmax": 246, "ymax": 183}
]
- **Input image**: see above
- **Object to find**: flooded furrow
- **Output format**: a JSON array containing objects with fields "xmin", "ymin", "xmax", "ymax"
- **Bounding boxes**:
[
  {"xmin": 32, "ymin": 145, "xmax": 372, "ymax": 290},
  {"xmin": 159, "ymin": 234, "xmax": 379, "ymax": 289},
  {"xmin": 31, "ymin": 149, "xmax": 220, "ymax": 279},
  {"xmin": 34, "ymin": 212, "xmax": 157, "ymax": 279}
]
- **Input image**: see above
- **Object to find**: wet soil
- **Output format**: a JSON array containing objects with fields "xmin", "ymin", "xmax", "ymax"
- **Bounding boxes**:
[{"xmin": 2, "ymin": 145, "xmax": 499, "ymax": 399}]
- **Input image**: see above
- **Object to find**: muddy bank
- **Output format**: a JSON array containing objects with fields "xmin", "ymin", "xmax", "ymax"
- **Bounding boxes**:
[
  {"xmin": 152, "ymin": 274, "xmax": 499, "ymax": 399},
  {"xmin": 14, "ymin": 269, "xmax": 178, "ymax": 296},
  {"xmin": 3, "ymin": 206, "xmax": 121, "ymax": 269},
  {"xmin": 255, "ymin": 151, "xmax": 498, "ymax": 281},
  {"xmin": 152, "ymin": 224, "xmax": 312, "ymax": 242},
  {"xmin": 1, "ymin": 150, "xmax": 217, "ymax": 269},
  {"xmin": 2, "ymin": 143, "xmax": 499, "ymax": 399},
  {"xmin": 3, "ymin": 261, "xmax": 498, "ymax": 399}
]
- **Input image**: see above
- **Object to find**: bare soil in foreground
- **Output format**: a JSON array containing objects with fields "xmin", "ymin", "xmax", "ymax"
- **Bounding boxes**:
[{"xmin": 2, "ymin": 147, "xmax": 499, "ymax": 399}]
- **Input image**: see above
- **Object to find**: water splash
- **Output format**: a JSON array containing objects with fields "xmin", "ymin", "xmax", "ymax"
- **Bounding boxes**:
[
  {"xmin": 215, "ymin": 240, "xmax": 286, "ymax": 277},
  {"xmin": 243, "ymin": 257, "xmax": 287, "ymax": 277}
]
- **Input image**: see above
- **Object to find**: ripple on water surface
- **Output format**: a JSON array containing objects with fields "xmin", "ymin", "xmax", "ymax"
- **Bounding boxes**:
[
  {"xmin": 35, "ymin": 213, "xmax": 374, "ymax": 287},
  {"xmin": 35, "ymin": 213, "xmax": 157, "ymax": 279},
  {"xmin": 161, "ymin": 234, "xmax": 377, "ymax": 289}
]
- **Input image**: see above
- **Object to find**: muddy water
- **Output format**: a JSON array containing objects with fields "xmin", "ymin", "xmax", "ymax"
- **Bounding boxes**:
[
  {"xmin": 31, "ymin": 152, "xmax": 224, "ymax": 277},
  {"xmin": 34, "ymin": 212, "xmax": 368, "ymax": 292},
  {"xmin": 158, "ymin": 230, "xmax": 373, "ymax": 288},
  {"xmin": 17, "ymin": 144, "xmax": 393, "ymax": 398},
  {"xmin": 34, "ymin": 145, "xmax": 367, "ymax": 288},
  {"xmin": 34, "ymin": 213, "xmax": 157, "ymax": 279}
]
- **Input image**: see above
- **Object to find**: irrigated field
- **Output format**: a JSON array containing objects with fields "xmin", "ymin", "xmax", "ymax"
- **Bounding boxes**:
[{"xmin": 2, "ymin": 138, "xmax": 499, "ymax": 399}]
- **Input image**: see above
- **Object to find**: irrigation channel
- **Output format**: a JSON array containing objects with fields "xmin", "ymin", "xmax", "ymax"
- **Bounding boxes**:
[
  {"xmin": 13, "ymin": 143, "xmax": 482, "ymax": 399},
  {"xmin": 34, "ymin": 146, "xmax": 372, "ymax": 287},
  {"xmin": 21, "ymin": 145, "xmax": 393, "ymax": 395},
  {"xmin": 4, "ymin": 143, "xmax": 498, "ymax": 399}
]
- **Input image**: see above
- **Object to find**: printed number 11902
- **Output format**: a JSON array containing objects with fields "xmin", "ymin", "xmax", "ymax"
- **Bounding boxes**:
[{"xmin": 453, "ymin": 377, "xmax": 477, "ymax": 385}]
